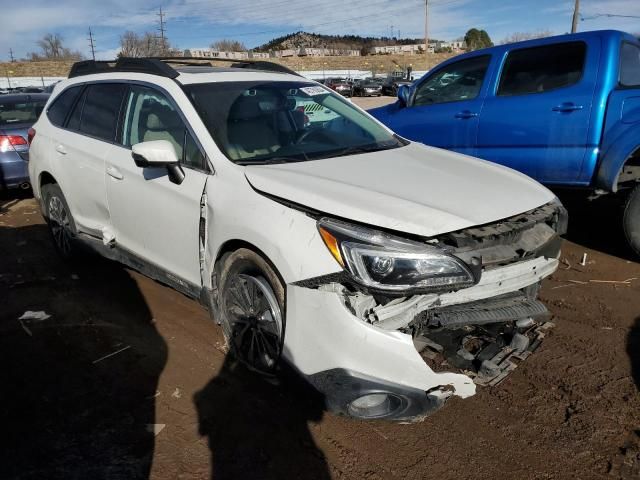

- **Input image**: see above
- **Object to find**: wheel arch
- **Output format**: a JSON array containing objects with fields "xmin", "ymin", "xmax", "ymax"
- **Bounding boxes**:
[{"xmin": 596, "ymin": 126, "xmax": 640, "ymax": 192}]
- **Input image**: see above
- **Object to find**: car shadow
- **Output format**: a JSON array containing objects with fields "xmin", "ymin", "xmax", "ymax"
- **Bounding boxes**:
[
  {"xmin": 553, "ymin": 189, "xmax": 637, "ymax": 262},
  {"xmin": 628, "ymin": 317, "xmax": 640, "ymax": 392},
  {"xmin": 0, "ymin": 188, "xmax": 32, "ymax": 214},
  {"xmin": 0, "ymin": 223, "xmax": 167, "ymax": 479},
  {"xmin": 194, "ymin": 347, "xmax": 332, "ymax": 480}
]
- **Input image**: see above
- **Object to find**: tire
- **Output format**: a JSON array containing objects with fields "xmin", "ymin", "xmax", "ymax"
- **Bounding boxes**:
[
  {"xmin": 41, "ymin": 183, "xmax": 79, "ymax": 259},
  {"xmin": 216, "ymin": 248, "xmax": 285, "ymax": 374},
  {"xmin": 623, "ymin": 183, "xmax": 640, "ymax": 256}
]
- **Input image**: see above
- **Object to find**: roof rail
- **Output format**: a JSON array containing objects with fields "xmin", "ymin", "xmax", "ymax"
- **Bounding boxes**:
[
  {"xmin": 68, "ymin": 58, "xmax": 179, "ymax": 79},
  {"xmin": 150, "ymin": 56, "xmax": 303, "ymax": 77},
  {"xmin": 68, "ymin": 56, "xmax": 302, "ymax": 79}
]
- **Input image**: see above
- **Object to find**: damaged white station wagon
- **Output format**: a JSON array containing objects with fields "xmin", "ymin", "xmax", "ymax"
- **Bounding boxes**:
[{"xmin": 28, "ymin": 58, "xmax": 567, "ymax": 421}]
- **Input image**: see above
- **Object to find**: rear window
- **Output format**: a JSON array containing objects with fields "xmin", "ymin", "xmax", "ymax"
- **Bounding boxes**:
[
  {"xmin": 0, "ymin": 98, "xmax": 47, "ymax": 126},
  {"xmin": 47, "ymin": 86, "xmax": 83, "ymax": 126},
  {"xmin": 497, "ymin": 42, "xmax": 586, "ymax": 96},
  {"xmin": 78, "ymin": 84, "xmax": 127, "ymax": 142},
  {"xmin": 620, "ymin": 42, "xmax": 640, "ymax": 87}
]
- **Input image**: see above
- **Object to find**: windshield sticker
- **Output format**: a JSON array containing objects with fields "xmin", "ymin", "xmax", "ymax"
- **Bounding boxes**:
[{"xmin": 300, "ymin": 86, "xmax": 330, "ymax": 96}]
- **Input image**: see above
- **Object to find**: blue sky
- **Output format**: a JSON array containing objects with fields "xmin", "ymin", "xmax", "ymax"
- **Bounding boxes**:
[{"xmin": 2, "ymin": 0, "xmax": 639, "ymax": 61}]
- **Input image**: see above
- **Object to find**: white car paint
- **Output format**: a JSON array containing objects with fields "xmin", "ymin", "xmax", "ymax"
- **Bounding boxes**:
[
  {"xmin": 29, "ymin": 66, "xmax": 561, "ymax": 420},
  {"xmin": 245, "ymin": 142, "xmax": 556, "ymax": 237}
]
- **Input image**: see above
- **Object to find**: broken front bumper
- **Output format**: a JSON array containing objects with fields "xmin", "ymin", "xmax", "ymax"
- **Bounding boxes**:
[{"xmin": 283, "ymin": 256, "xmax": 558, "ymax": 421}]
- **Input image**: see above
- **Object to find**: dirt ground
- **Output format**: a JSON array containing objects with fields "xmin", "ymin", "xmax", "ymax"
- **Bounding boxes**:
[{"xmin": 1, "ymin": 97, "xmax": 639, "ymax": 479}]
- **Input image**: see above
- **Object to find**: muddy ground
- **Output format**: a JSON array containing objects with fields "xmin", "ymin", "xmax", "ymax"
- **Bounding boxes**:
[{"xmin": 1, "ymin": 98, "xmax": 639, "ymax": 479}]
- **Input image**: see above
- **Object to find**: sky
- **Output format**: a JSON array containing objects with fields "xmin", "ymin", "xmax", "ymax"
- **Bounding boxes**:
[{"xmin": 1, "ymin": 0, "xmax": 639, "ymax": 61}]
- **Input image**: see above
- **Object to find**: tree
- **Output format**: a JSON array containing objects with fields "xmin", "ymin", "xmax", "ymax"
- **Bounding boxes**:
[
  {"xmin": 28, "ymin": 33, "xmax": 83, "ymax": 61},
  {"xmin": 210, "ymin": 39, "xmax": 246, "ymax": 52},
  {"xmin": 118, "ymin": 31, "xmax": 174, "ymax": 57},
  {"xmin": 464, "ymin": 28, "xmax": 493, "ymax": 51},
  {"xmin": 500, "ymin": 30, "xmax": 553, "ymax": 44}
]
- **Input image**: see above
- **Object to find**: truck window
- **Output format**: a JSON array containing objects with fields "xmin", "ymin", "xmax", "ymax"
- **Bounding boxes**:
[
  {"xmin": 497, "ymin": 42, "xmax": 586, "ymax": 96},
  {"xmin": 413, "ymin": 56, "xmax": 490, "ymax": 106},
  {"xmin": 620, "ymin": 42, "xmax": 640, "ymax": 87}
]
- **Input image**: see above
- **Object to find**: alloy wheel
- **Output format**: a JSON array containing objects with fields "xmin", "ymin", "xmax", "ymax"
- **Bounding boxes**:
[{"xmin": 48, "ymin": 195, "xmax": 72, "ymax": 256}]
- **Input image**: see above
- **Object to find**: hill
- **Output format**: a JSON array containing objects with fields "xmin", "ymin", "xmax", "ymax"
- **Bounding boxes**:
[{"xmin": 255, "ymin": 31, "xmax": 432, "ymax": 53}]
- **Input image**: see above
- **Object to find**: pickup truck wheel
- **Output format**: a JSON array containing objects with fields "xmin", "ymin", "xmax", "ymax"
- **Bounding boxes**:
[
  {"xmin": 217, "ymin": 249, "xmax": 285, "ymax": 374},
  {"xmin": 41, "ymin": 184, "xmax": 79, "ymax": 259},
  {"xmin": 624, "ymin": 184, "xmax": 640, "ymax": 256}
]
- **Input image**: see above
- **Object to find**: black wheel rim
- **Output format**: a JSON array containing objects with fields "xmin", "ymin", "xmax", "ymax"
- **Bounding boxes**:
[
  {"xmin": 48, "ymin": 195, "xmax": 72, "ymax": 256},
  {"xmin": 223, "ymin": 274, "xmax": 283, "ymax": 373}
]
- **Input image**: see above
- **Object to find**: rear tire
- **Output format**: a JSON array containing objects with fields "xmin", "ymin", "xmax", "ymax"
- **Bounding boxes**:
[
  {"xmin": 41, "ymin": 183, "xmax": 79, "ymax": 260},
  {"xmin": 216, "ymin": 248, "xmax": 285, "ymax": 374},
  {"xmin": 623, "ymin": 184, "xmax": 640, "ymax": 256}
]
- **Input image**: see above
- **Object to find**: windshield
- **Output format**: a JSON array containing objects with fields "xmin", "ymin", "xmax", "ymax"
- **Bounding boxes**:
[
  {"xmin": 0, "ymin": 98, "xmax": 47, "ymax": 126},
  {"xmin": 185, "ymin": 81, "xmax": 406, "ymax": 165}
]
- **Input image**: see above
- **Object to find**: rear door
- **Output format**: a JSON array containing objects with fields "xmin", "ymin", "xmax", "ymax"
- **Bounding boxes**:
[
  {"xmin": 476, "ymin": 40, "xmax": 599, "ymax": 183},
  {"xmin": 380, "ymin": 55, "xmax": 491, "ymax": 155},
  {"xmin": 105, "ymin": 84, "xmax": 209, "ymax": 288},
  {"xmin": 51, "ymin": 83, "xmax": 127, "ymax": 236}
]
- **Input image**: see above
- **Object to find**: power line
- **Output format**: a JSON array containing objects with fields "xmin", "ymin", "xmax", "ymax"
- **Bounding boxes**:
[
  {"xmin": 581, "ymin": 12, "xmax": 640, "ymax": 21},
  {"xmin": 88, "ymin": 27, "xmax": 96, "ymax": 60}
]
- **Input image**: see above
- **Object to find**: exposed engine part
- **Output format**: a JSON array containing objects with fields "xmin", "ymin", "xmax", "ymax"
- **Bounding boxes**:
[{"xmin": 414, "ymin": 319, "xmax": 555, "ymax": 386}]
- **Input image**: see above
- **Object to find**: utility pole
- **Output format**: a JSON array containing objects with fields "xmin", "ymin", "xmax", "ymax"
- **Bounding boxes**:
[
  {"xmin": 9, "ymin": 48, "xmax": 15, "ymax": 62},
  {"xmin": 87, "ymin": 27, "xmax": 96, "ymax": 61},
  {"xmin": 424, "ymin": 0, "xmax": 429, "ymax": 61},
  {"xmin": 157, "ymin": 6, "xmax": 167, "ymax": 54},
  {"xmin": 571, "ymin": 0, "xmax": 580, "ymax": 33}
]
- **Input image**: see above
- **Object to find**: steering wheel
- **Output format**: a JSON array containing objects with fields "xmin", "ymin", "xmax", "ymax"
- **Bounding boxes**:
[{"xmin": 295, "ymin": 127, "xmax": 332, "ymax": 145}]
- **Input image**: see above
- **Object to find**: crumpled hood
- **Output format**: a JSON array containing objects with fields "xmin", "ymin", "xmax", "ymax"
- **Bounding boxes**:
[{"xmin": 245, "ymin": 143, "xmax": 555, "ymax": 237}]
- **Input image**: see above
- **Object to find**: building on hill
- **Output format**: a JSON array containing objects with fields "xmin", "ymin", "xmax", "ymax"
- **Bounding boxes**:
[
  {"xmin": 369, "ymin": 40, "xmax": 466, "ymax": 55},
  {"xmin": 184, "ymin": 47, "xmax": 360, "ymax": 59}
]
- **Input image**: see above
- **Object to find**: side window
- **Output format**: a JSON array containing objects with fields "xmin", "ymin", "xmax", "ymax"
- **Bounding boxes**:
[
  {"xmin": 46, "ymin": 85, "xmax": 83, "ymax": 126},
  {"xmin": 79, "ymin": 84, "xmax": 127, "ymax": 141},
  {"xmin": 66, "ymin": 88, "xmax": 87, "ymax": 131},
  {"xmin": 497, "ymin": 42, "xmax": 586, "ymax": 96},
  {"xmin": 123, "ymin": 86, "xmax": 205, "ymax": 169},
  {"xmin": 413, "ymin": 56, "xmax": 490, "ymax": 106},
  {"xmin": 620, "ymin": 42, "xmax": 640, "ymax": 87}
]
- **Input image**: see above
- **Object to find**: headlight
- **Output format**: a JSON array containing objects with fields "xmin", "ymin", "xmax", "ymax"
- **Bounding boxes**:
[{"xmin": 317, "ymin": 218, "xmax": 478, "ymax": 292}]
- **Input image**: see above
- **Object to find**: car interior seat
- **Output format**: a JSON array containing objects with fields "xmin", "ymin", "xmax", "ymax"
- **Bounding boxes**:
[{"xmin": 226, "ymin": 94, "xmax": 282, "ymax": 160}]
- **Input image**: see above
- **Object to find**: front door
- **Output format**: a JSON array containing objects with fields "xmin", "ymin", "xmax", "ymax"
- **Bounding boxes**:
[
  {"xmin": 382, "ymin": 55, "xmax": 491, "ymax": 155},
  {"xmin": 106, "ymin": 85, "xmax": 209, "ymax": 288}
]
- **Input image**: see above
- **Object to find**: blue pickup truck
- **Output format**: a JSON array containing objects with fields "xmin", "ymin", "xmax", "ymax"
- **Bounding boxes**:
[{"xmin": 370, "ymin": 30, "xmax": 640, "ymax": 254}]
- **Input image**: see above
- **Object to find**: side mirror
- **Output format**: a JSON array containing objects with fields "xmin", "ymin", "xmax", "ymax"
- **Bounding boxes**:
[
  {"xmin": 132, "ymin": 140, "xmax": 185, "ymax": 185},
  {"xmin": 397, "ymin": 84, "xmax": 412, "ymax": 108}
]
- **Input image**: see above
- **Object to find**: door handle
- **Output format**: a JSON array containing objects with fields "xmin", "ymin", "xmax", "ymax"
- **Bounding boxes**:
[
  {"xmin": 552, "ymin": 103, "xmax": 584, "ymax": 112},
  {"xmin": 55, "ymin": 144, "xmax": 67, "ymax": 155},
  {"xmin": 454, "ymin": 110, "xmax": 478, "ymax": 119},
  {"xmin": 106, "ymin": 166, "xmax": 124, "ymax": 180}
]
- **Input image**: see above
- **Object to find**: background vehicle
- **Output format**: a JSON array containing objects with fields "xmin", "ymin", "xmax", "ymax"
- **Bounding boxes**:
[
  {"xmin": 352, "ymin": 78, "xmax": 382, "ymax": 97},
  {"xmin": 29, "ymin": 58, "xmax": 564, "ymax": 422},
  {"xmin": 0, "ymin": 93, "xmax": 48, "ymax": 190},
  {"xmin": 369, "ymin": 30, "xmax": 640, "ymax": 254},
  {"xmin": 325, "ymin": 77, "xmax": 353, "ymax": 96},
  {"xmin": 381, "ymin": 77, "xmax": 412, "ymax": 96}
]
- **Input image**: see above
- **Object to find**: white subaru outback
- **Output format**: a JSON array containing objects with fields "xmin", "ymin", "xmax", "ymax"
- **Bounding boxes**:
[{"xmin": 28, "ymin": 58, "xmax": 566, "ymax": 421}]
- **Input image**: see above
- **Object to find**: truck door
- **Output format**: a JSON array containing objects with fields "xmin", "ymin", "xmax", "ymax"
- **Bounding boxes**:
[
  {"xmin": 476, "ymin": 39, "xmax": 600, "ymax": 184},
  {"xmin": 381, "ymin": 55, "xmax": 491, "ymax": 155}
]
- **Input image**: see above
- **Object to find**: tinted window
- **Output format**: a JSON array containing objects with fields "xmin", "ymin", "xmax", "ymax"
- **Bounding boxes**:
[
  {"xmin": 47, "ymin": 86, "xmax": 82, "ymax": 126},
  {"xmin": 498, "ymin": 42, "xmax": 586, "ymax": 96},
  {"xmin": 66, "ymin": 88, "xmax": 86, "ymax": 131},
  {"xmin": 184, "ymin": 132, "xmax": 206, "ymax": 169},
  {"xmin": 0, "ymin": 98, "xmax": 48, "ymax": 126},
  {"xmin": 413, "ymin": 56, "xmax": 490, "ymax": 106},
  {"xmin": 79, "ymin": 84, "xmax": 127, "ymax": 142},
  {"xmin": 620, "ymin": 42, "xmax": 640, "ymax": 87}
]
